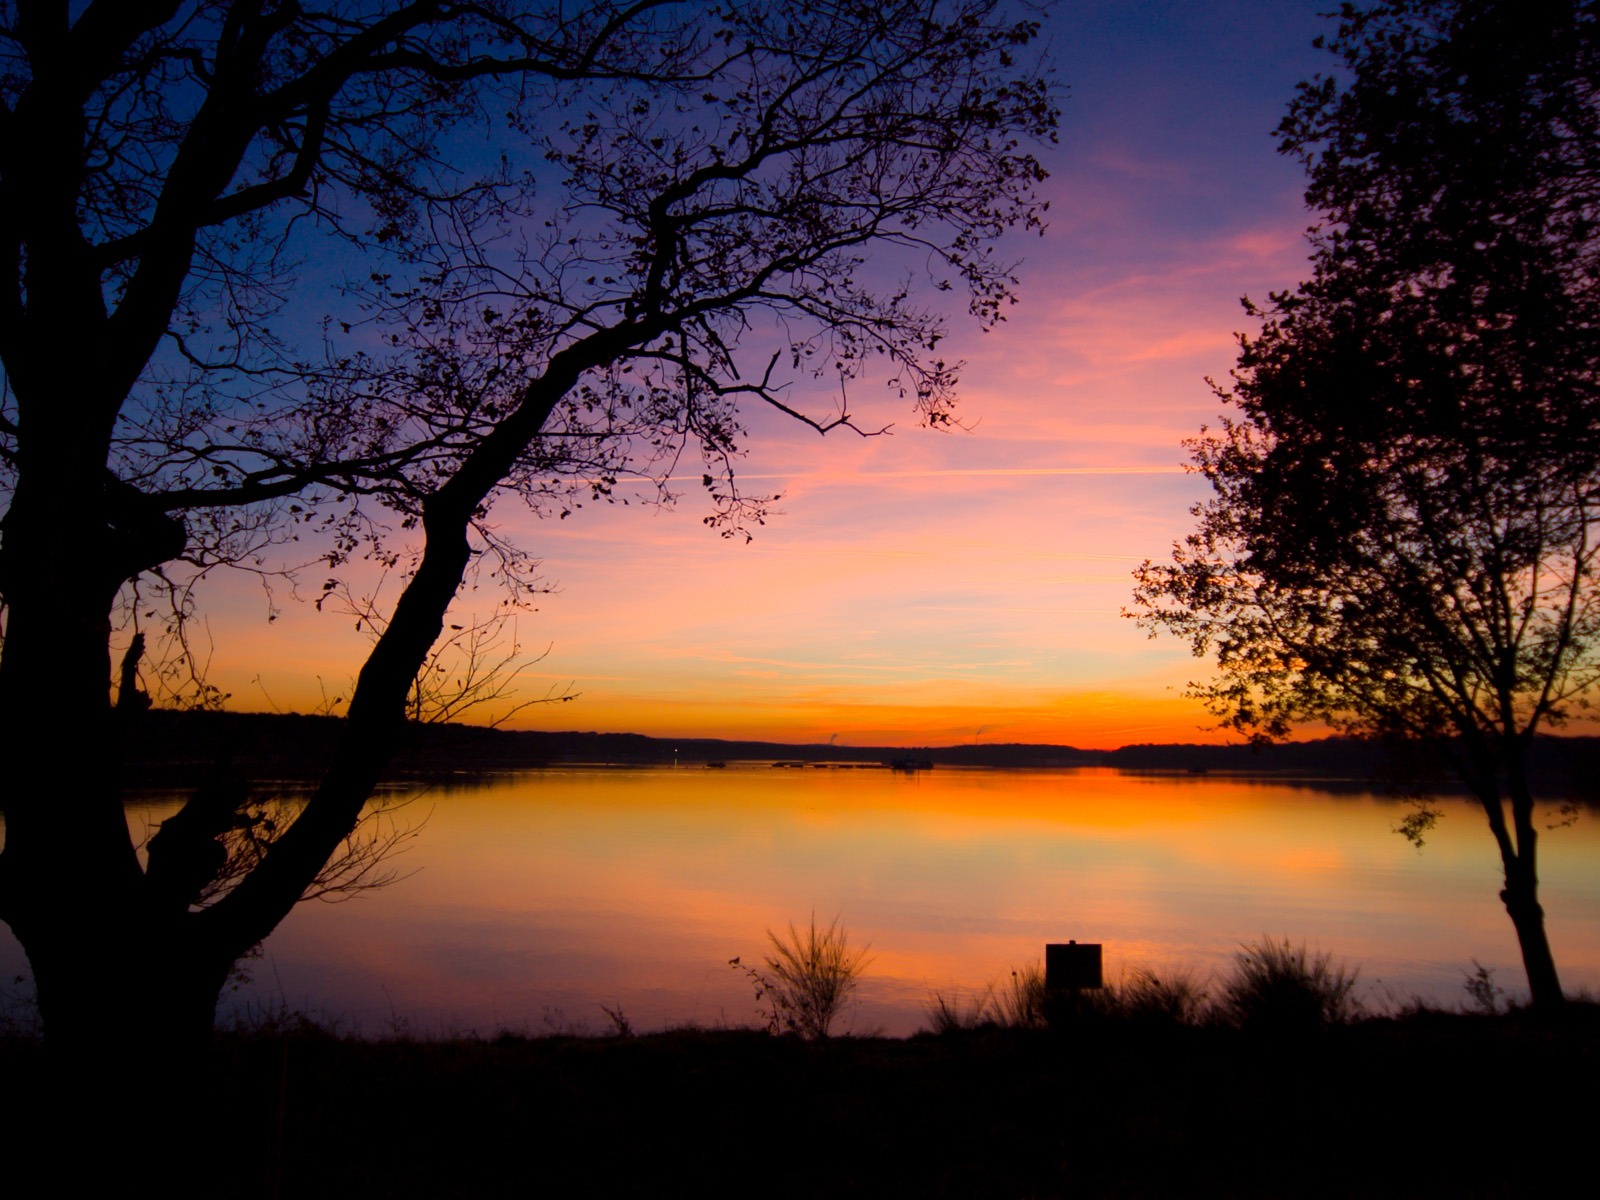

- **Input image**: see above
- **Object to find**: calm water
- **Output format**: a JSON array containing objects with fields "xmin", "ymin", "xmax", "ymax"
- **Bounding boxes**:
[{"xmin": 3, "ymin": 765, "xmax": 1598, "ymax": 1036}]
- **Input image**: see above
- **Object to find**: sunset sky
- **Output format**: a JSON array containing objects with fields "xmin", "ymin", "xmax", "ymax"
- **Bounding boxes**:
[{"xmin": 196, "ymin": 1, "xmax": 1340, "ymax": 748}]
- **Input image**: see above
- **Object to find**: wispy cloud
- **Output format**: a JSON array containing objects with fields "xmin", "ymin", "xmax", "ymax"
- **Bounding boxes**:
[{"xmin": 190, "ymin": 3, "xmax": 1339, "ymax": 747}]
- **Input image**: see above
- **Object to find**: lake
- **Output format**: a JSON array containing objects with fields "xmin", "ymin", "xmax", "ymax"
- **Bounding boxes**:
[{"xmin": 3, "ymin": 764, "xmax": 1598, "ymax": 1036}]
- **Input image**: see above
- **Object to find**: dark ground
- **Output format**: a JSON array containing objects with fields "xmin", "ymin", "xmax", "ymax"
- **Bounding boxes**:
[{"xmin": 4, "ymin": 1007, "xmax": 1594, "ymax": 1197}]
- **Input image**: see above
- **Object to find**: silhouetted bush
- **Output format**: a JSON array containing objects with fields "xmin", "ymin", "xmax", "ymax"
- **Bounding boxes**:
[
  {"xmin": 994, "ymin": 961, "xmax": 1047, "ymax": 1029},
  {"xmin": 1220, "ymin": 937, "xmax": 1359, "ymax": 1033},
  {"xmin": 733, "ymin": 913, "xmax": 872, "ymax": 1039},
  {"xmin": 1115, "ymin": 966, "xmax": 1210, "ymax": 1025},
  {"xmin": 1461, "ymin": 960, "xmax": 1505, "ymax": 1016},
  {"xmin": 927, "ymin": 959, "xmax": 1214, "ymax": 1033},
  {"xmin": 922, "ymin": 985, "xmax": 995, "ymax": 1034}
]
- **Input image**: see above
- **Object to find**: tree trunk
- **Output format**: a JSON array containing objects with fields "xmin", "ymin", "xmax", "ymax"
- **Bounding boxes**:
[
  {"xmin": 29, "ymin": 934, "xmax": 233, "ymax": 1190},
  {"xmin": 1501, "ymin": 867, "xmax": 1564, "ymax": 1009},
  {"xmin": 37, "ymin": 941, "xmax": 225, "ymax": 1067},
  {"xmin": 0, "ymin": 449, "xmax": 230, "ymax": 1109},
  {"xmin": 1, "ymin": 326, "xmax": 643, "ymax": 1097},
  {"xmin": 1500, "ymin": 748, "xmax": 1564, "ymax": 1010}
]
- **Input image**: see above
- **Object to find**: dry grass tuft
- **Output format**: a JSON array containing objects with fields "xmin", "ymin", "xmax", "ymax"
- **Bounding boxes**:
[
  {"xmin": 922, "ymin": 985, "xmax": 995, "ymax": 1034},
  {"xmin": 1114, "ymin": 966, "xmax": 1210, "ymax": 1025},
  {"xmin": 1220, "ymin": 936, "xmax": 1360, "ymax": 1032},
  {"xmin": 733, "ymin": 913, "xmax": 872, "ymax": 1039}
]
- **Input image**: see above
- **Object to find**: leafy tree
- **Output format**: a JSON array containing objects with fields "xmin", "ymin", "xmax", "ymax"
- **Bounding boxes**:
[
  {"xmin": 1131, "ymin": 0, "xmax": 1600, "ymax": 1008},
  {"xmin": 0, "ymin": 0, "xmax": 1056, "ymax": 1085}
]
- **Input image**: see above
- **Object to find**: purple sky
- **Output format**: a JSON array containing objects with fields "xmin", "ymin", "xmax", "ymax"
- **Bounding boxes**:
[{"xmin": 199, "ymin": 1, "xmax": 1345, "ymax": 747}]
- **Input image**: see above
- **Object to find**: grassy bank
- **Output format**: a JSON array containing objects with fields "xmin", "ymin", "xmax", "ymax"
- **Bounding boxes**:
[{"xmin": 3, "ymin": 1003, "xmax": 1595, "ymax": 1197}]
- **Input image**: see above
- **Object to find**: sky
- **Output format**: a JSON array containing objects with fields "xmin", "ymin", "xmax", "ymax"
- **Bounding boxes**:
[{"xmin": 193, "ymin": 1, "xmax": 1341, "ymax": 749}]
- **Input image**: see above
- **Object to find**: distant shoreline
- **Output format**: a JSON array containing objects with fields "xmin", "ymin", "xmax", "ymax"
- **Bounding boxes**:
[{"xmin": 116, "ymin": 709, "xmax": 1600, "ymax": 797}]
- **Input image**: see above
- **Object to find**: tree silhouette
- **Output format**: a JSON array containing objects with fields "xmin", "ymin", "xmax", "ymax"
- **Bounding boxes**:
[
  {"xmin": 1132, "ymin": 0, "xmax": 1600, "ymax": 1008},
  {"xmin": 0, "ymin": 0, "xmax": 1056, "ymax": 1086}
]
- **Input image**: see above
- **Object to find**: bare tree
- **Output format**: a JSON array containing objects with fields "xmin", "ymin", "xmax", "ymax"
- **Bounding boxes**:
[
  {"xmin": 323, "ymin": 576, "xmax": 567, "ymax": 724},
  {"xmin": 0, "ymin": 0, "xmax": 1057, "ymax": 1097}
]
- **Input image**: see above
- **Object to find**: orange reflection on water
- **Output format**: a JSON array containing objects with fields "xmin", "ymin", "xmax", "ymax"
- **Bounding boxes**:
[
  {"xmin": 247, "ymin": 766, "xmax": 1600, "ymax": 1034},
  {"xmin": 2, "ymin": 765, "xmax": 1587, "ymax": 1037}
]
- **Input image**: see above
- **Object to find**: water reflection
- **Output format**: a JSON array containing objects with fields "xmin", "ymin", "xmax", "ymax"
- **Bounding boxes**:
[{"xmin": 3, "ymin": 765, "xmax": 1597, "ymax": 1036}]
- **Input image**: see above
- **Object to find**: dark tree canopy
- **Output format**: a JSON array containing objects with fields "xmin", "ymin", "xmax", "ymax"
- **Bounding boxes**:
[
  {"xmin": 1132, "ymin": 0, "xmax": 1600, "ymax": 1007},
  {"xmin": 2, "ymin": 1, "xmax": 1054, "ymax": 625},
  {"xmin": 0, "ymin": 0, "xmax": 1058, "ymax": 1122}
]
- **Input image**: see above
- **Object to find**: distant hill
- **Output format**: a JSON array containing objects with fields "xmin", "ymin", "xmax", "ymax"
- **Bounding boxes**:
[
  {"xmin": 123, "ymin": 710, "xmax": 1104, "ymax": 780},
  {"xmin": 1103, "ymin": 739, "xmax": 1389, "ymax": 775},
  {"xmin": 118, "ymin": 709, "xmax": 1600, "ymax": 800}
]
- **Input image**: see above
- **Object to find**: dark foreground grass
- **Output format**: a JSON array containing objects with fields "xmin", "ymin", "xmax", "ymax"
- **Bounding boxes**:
[{"xmin": 3, "ymin": 1005, "xmax": 1597, "ymax": 1197}]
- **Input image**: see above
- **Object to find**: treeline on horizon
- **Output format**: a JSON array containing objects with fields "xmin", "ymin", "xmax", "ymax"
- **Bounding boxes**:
[{"xmin": 115, "ymin": 709, "xmax": 1600, "ymax": 798}]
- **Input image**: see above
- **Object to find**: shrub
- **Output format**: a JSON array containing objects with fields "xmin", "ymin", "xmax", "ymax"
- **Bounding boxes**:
[
  {"xmin": 1115, "ymin": 966, "xmax": 1209, "ymax": 1025},
  {"xmin": 732, "ymin": 913, "xmax": 872, "ymax": 1039},
  {"xmin": 1461, "ymin": 960, "xmax": 1504, "ymax": 1016},
  {"xmin": 921, "ymin": 985, "xmax": 994, "ymax": 1034},
  {"xmin": 921, "ymin": 961, "xmax": 1053, "ymax": 1034},
  {"xmin": 993, "ymin": 961, "xmax": 1047, "ymax": 1029},
  {"xmin": 1220, "ymin": 937, "xmax": 1360, "ymax": 1033}
]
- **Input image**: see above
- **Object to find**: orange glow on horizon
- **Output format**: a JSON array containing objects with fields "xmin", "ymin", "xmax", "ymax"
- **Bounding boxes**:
[{"xmin": 491, "ymin": 687, "xmax": 1234, "ymax": 749}]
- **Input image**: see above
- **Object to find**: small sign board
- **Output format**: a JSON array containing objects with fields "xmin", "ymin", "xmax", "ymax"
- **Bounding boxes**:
[{"xmin": 1045, "ymin": 941, "xmax": 1103, "ymax": 991}]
